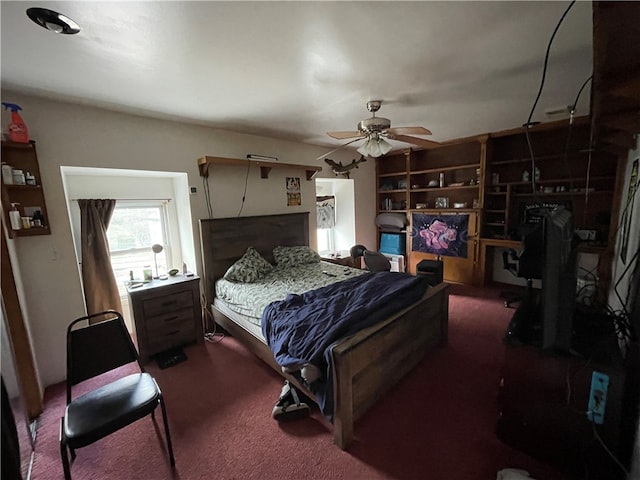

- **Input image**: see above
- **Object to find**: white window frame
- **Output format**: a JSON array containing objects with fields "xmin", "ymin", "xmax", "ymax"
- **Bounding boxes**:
[
  {"xmin": 107, "ymin": 200, "xmax": 172, "ymax": 298},
  {"xmin": 317, "ymin": 227, "xmax": 335, "ymax": 256}
]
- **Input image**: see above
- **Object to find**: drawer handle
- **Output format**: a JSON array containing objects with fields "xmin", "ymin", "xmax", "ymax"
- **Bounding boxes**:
[
  {"xmin": 167, "ymin": 330, "xmax": 180, "ymax": 336},
  {"xmin": 164, "ymin": 316, "xmax": 179, "ymax": 323},
  {"xmin": 161, "ymin": 300, "xmax": 178, "ymax": 307}
]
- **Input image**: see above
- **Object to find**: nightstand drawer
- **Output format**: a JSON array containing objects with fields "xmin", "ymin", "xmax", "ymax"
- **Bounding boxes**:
[
  {"xmin": 147, "ymin": 322, "xmax": 196, "ymax": 353},
  {"xmin": 143, "ymin": 290, "xmax": 194, "ymax": 317},
  {"xmin": 144, "ymin": 307, "xmax": 195, "ymax": 330}
]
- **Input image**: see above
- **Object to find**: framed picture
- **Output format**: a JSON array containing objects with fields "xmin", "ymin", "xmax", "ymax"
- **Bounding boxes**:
[{"xmin": 286, "ymin": 177, "xmax": 301, "ymax": 206}]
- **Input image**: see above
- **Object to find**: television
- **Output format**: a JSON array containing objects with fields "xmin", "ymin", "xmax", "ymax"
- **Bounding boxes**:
[{"xmin": 540, "ymin": 205, "xmax": 578, "ymax": 352}]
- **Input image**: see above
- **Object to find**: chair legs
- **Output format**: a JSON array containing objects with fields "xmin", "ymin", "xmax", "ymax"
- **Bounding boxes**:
[
  {"xmin": 500, "ymin": 290, "xmax": 522, "ymax": 308},
  {"xmin": 59, "ymin": 400, "xmax": 175, "ymax": 479},
  {"xmin": 158, "ymin": 395, "xmax": 176, "ymax": 467},
  {"xmin": 501, "ymin": 278, "xmax": 534, "ymax": 308},
  {"xmin": 59, "ymin": 418, "xmax": 72, "ymax": 480}
]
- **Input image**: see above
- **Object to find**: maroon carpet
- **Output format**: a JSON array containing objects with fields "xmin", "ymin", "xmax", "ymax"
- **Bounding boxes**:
[{"xmin": 29, "ymin": 284, "xmax": 563, "ymax": 479}]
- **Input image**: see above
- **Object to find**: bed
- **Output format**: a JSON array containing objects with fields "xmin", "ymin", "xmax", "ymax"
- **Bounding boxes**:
[{"xmin": 199, "ymin": 212, "xmax": 449, "ymax": 449}]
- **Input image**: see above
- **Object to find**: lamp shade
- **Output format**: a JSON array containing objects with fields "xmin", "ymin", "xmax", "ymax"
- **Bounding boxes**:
[
  {"xmin": 151, "ymin": 244, "xmax": 163, "ymax": 278},
  {"xmin": 357, "ymin": 135, "xmax": 393, "ymax": 157}
]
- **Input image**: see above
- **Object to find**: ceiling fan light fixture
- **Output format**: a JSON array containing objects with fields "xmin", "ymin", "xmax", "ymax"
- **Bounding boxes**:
[
  {"xmin": 26, "ymin": 7, "xmax": 80, "ymax": 34},
  {"xmin": 357, "ymin": 135, "xmax": 393, "ymax": 158},
  {"xmin": 358, "ymin": 116, "xmax": 391, "ymax": 134}
]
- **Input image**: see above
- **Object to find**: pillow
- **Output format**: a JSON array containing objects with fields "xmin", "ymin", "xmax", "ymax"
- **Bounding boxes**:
[
  {"xmin": 223, "ymin": 247, "xmax": 273, "ymax": 283},
  {"xmin": 375, "ymin": 213, "xmax": 407, "ymax": 232},
  {"xmin": 273, "ymin": 245, "xmax": 320, "ymax": 267}
]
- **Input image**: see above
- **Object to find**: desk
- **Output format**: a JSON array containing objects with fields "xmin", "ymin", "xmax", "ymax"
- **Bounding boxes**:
[
  {"xmin": 497, "ymin": 343, "xmax": 632, "ymax": 479},
  {"xmin": 475, "ymin": 238, "xmax": 521, "ymax": 286},
  {"xmin": 475, "ymin": 238, "xmax": 609, "ymax": 288}
]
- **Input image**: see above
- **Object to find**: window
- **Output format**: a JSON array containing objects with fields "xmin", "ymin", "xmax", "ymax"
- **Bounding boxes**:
[
  {"xmin": 316, "ymin": 227, "xmax": 334, "ymax": 256},
  {"xmin": 107, "ymin": 202, "xmax": 170, "ymax": 297}
]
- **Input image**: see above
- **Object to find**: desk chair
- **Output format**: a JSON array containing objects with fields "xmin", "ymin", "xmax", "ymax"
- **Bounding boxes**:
[
  {"xmin": 350, "ymin": 245, "xmax": 392, "ymax": 272},
  {"xmin": 60, "ymin": 310, "xmax": 175, "ymax": 479},
  {"xmin": 501, "ymin": 227, "xmax": 543, "ymax": 308}
]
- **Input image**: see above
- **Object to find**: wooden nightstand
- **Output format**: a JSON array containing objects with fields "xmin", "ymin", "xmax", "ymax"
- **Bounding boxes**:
[
  {"xmin": 321, "ymin": 256, "xmax": 360, "ymax": 268},
  {"xmin": 126, "ymin": 275, "xmax": 203, "ymax": 362}
]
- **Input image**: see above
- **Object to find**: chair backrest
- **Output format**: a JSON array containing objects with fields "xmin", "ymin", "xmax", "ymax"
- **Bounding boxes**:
[
  {"xmin": 503, "ymin": 223, "xmax": 544, "ymax": 280},
  {"xmin": 502, "ymin": 249, "xmax": 519, "ymax": 277},
  {"xmin": 350, "ymin": 244, "xmax": 367, "ymax": 259},
  {"xmin": 518, "ymin": 224, "xmax": 543, "ymax": 280},
  {"xmin": 66, "ymin": 310, "xmax": 141, "ymax": 402},
  {"xmin": 363, "ymin": 250, "xmax": 392, "ymax": 272}
]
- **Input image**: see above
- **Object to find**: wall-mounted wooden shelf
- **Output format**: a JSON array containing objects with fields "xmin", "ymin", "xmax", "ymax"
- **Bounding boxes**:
[
  {"xmin": 1, "ymin": 140, "xmax": 51, "ymax": 239},
  {"xmin": 197, "ymin": 156, "xmax": 322, "ymax": 180}
]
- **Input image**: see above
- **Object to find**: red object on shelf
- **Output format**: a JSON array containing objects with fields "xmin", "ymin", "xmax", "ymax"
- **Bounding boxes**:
[{"xmin": 2, "ymin": 103, "xmax": 29, "ymax": 143}]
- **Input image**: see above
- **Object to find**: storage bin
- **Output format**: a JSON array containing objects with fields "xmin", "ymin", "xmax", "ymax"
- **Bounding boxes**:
[
  {"xmin": 380, "ymin": 232, "xmax": 405, "ymax": 255},
  {"xmin": 416, "ymin": 259, "xmax": 444, "ymax": 286}
]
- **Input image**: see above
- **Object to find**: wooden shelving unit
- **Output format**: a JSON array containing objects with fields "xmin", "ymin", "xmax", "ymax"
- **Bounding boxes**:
[
  {"xmin": 197, "ymin": 156, "xmax": 322, "ymax": 180},
  {"xmin": 1, "ymin": 141, "xmax": 51, "ymax": 239},
  {"xmin": 375, "ymin": 139, "xmax": 486, "ymax": 284},
  {"xmin": 376, "ymin": 138, "xmax": 486, "ymax": 215},
  {"xmin": 482, "ymin": 118, "xmax": 620, "ymax": 243}
]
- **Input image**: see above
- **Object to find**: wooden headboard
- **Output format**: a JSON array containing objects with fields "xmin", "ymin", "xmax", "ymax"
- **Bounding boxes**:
[{"xmin": 199, "ymin": 212, "xmax": 310, "ymax": 302}]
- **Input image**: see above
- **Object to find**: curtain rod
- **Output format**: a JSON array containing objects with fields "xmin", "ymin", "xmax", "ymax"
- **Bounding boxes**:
[{"xmin": 71, "ymin": 198, "xmax": 171, "ymax": 202}]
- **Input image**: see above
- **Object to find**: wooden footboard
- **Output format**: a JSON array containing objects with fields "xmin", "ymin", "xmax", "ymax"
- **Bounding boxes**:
[
  {"xmin": 212, "ymin": 281, "xmax": 449, "ymax": 450},
  {"xmin": 331, "ymin": 281, "xmax": 448, "ymax": 449}
]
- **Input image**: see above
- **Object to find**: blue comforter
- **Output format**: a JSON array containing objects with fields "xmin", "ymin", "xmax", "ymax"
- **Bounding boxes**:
[{"xmin": 261, "ymin": 271, "xmax": 429, "ymax": 418}]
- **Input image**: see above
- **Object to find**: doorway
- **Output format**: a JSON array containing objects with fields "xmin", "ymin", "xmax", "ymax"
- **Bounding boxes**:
[{"xmin": 315, "ymin": 178, "xmax": 355, "ymax": 257}]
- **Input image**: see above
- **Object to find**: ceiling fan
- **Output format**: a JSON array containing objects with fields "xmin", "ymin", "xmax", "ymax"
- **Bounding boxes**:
[{"xmin": 317, "ymin": 100, "xmax": 440, "ymax": 160}]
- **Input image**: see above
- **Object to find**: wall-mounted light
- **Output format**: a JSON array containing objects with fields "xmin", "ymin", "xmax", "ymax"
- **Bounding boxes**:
[
  {"xmin": 26, "ymin": 7, "xmax": 80, "ymax": 34},
  {"xmin": 246, "ymin": 154, "xmax": 278, "ymax": 162}
]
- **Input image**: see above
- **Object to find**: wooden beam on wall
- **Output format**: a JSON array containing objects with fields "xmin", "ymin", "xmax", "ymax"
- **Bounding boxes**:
[{"xmin": 1, "ymin": 227, "xmax": 43, "ymax": 420}]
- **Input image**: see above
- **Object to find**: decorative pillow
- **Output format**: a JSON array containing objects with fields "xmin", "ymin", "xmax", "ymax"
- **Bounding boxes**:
[
  {"xmin": 223, "ymin": 247, "xmax": 273, "ymax": 283},
  {"xmin": 273, "ymin": 245, "xmax": 320, "ymax": 267}
]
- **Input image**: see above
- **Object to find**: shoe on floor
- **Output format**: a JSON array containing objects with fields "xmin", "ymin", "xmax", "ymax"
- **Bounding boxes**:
[{"xmin": 272, "ymin": 381, "xmax": 310, "ymax": 421}]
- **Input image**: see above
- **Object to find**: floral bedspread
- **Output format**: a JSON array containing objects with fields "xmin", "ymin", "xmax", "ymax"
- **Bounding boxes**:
[{"xmin": 214, "ymin": 261, "xmax": 365, "ymax": 324}]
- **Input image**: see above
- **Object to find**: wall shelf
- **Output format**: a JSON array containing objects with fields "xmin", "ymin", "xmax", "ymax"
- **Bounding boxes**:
[
  {"xmin": 410, "ymin": 162, "xmax": 481, "ymax": 175},
  {"xmin": 1, "ymin": 140, "xmax": 51, "ymax": 238},
  {"xmin": 481, "ymin": 119, "xmax": 619, "ymax": 242},
  {"xmin": 197, "ymin": 156, "xmax": 322, "ymax": 180}
]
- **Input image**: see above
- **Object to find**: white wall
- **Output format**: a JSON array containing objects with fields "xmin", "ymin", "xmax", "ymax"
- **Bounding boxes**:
[
  {"xmin": 0, "ymin": 91, "xmax": 377, "ymax": 388},
  {"xmin": 333, "ymin": 179, "xmax": 356, "ymax": 254}
]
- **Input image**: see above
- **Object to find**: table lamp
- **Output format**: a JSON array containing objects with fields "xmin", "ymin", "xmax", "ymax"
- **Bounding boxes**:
[{"xmin": 152, "ymin": 244, "xmax": 163, "ymax": 279}]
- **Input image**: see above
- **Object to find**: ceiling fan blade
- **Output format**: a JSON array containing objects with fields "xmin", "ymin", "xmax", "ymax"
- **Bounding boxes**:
[
  {"xmin": 387, "ymin": 134, "xmax": 441, "ymax": 149},
  {"xmin": 386, "ymin": 126, "xmax": 432, "ymax": 136},
  {"xmin": 327, "ymin": 131, "xmax": 365, "ymax": 140},
  {"xmin": 316, "ymin": 137, "xmax": 364, "ymax": 160}
]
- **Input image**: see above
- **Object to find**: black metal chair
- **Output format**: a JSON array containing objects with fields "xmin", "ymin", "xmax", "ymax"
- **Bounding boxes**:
[{"xmin": 59, "ymin": 310, "xmax": 175, "ymax": 479}]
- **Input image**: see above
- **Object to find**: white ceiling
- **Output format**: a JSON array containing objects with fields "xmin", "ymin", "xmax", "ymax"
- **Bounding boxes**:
[{"xmin": 0, "ymin": 1, "xmax": 594, "ymax": 155}]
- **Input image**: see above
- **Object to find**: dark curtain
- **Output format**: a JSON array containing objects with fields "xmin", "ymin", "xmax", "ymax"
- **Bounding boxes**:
[{"xmin": 78, "ymin": 199, "xmax": 122, "ymax": 323}]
